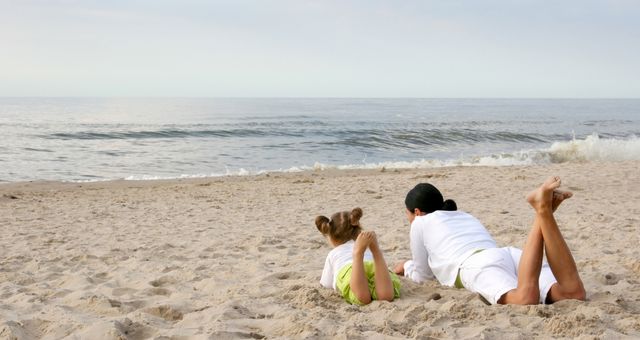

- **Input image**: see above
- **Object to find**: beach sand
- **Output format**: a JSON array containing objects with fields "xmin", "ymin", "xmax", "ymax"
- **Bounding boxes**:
[{"xmin": 1, "ymin": 161, "xmax": 639, "ymax": 339}]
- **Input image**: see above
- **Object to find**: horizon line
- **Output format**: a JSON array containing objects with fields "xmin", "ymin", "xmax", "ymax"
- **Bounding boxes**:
[{"xmin": 1, "ymin": 96, "xmax": 640, "ymax": 100}]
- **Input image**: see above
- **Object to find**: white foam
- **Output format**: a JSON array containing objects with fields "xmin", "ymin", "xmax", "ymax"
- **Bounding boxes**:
[
  {"xmin": 545, "ymin": 134, "xmax": 640, "ymax": 162},
  {"xmin": 66, "ymin": 135, "xmax": 640, "ymax": 183},
  {"xmin": 123, "ymin": 173, "xmax": 218, "ymax": 181},
  {"xmin": 296, "ymin": 134, "xmax": 640, "ymax": 171}
]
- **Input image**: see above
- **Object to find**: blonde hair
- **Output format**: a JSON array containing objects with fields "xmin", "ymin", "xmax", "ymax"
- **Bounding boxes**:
[{"xmin": 315, "ymin": 207, "xmax": 363, "ymax": 244}]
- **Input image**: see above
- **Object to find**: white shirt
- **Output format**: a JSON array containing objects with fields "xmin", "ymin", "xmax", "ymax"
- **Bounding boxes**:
[
  {"xmin": 404, "ymin": 210, "xmax": 497, "ymax": 286},
  {"xmin": 320, "ymin": 240, "xmax": 374, "ymax": 290}
]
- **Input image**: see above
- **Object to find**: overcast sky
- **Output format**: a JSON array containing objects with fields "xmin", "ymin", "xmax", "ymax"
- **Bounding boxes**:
[{"xmin": 1, "ymin": 0, "xmax": 639, "ymax": 97}]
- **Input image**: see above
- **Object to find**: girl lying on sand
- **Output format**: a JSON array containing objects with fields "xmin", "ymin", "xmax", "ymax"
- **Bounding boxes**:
[
  {"xmin": 316, "ymin": 208, "xmax": 401, "ymax": 305},
  {"xmin": 395, "ymin": 176, "xmax": 586, "ymax": 305}
]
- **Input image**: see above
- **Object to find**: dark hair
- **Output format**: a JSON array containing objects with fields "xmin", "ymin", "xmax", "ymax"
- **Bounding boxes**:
[
  {"xmin": 405, "ymin": 183, "xmax": 457, "ymax": 214},
  {"xmin": 315, "ymin": 207, "xmax": 363, "ymax": 244}
]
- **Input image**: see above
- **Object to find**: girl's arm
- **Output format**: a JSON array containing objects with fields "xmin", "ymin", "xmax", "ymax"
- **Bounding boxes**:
[{"xmin": 404, "ymin": 222, "xmax": 436, "ymax": 283}]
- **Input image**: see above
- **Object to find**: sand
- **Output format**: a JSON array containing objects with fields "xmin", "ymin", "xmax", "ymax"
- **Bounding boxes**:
[{"xmin": 1, "ymin": 161, "xmax": 639, "ymax": 339}]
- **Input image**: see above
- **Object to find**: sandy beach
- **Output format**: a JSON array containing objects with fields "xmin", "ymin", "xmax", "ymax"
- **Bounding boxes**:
[{"xmin": 1, "ymin": 161, "xmax": 639, "ymax": 339}]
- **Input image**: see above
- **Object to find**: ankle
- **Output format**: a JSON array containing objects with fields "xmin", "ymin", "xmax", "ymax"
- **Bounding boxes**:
[{"xmin": 534, "ymin": 206, "xmax": 553, "ymax": 216}]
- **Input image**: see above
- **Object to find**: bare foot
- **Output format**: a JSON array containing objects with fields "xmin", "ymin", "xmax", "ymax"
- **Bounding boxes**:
[
  {"xmin": 354, "ymin": 231, "xmax": 373, "ymax": 255},
  {"xmin": 527, "ymin": 176, "xmax": 562, "ymax": 212},
  {"xmin": 367, "ymin": 231, "xmax": 380, "ymax": 253},
  {"xmin": 552, "ymin": 190, "xmax": 573, "ymax": 212}
]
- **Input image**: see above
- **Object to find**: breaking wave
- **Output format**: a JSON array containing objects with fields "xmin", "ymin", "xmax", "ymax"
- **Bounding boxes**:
[{"xmin": 117, "ymin": 134, "xmax": 640, "ymax": 181}]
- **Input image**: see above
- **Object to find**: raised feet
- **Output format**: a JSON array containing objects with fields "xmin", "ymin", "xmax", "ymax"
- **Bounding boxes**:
[
  {"xmin": 526, "ymin": 176, "xmax": 562, "ymax": 213},
  {"xmin": 354, "ymin": 231, "xmax": 375, "ymax": 255},
  {"xmin": 524, "ymin": 177, "xmax": 585, "ymax": 304},
  {"xmin": 552, "ymin": 190, "xmax": 573, "ymax": 212},
  {"xmin": 350, "ymin": 231, "xmax": 374, "ymax": 305},
  {"xmin": 363, "ymin": 231, "xmax": 396, "ymax": 302},
  {"xmin": 367, "ymin": 231, "xmax": 381, "ymax": 254}
]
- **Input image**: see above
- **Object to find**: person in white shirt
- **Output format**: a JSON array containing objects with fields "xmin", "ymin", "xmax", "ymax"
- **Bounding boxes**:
[
  {"xmin": 394, "ymin": 177, "xmax": 586, "ymax": 305},
  {"xmin": 316, "ymin": 208, "xmax": 401, "ymax": 305}
]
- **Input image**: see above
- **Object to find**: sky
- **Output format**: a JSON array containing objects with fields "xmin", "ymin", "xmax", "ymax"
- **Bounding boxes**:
[{"xmin": 1, "ymin": 0, "xmax": 639, "ymax": 97}]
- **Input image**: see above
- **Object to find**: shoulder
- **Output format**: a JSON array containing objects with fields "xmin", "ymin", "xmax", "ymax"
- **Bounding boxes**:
[
  {"xmin": 413, "ymin": 211, "xmax": 451, "ymax": 226},
  {"xmin": 413, "ymin": 211, "xmax": 477, "ymax": 229},
  {"xmin": 429, "ymin": 210, "xmax": 475, "ymax": 222},
  {"xmin": 444, "ymin": 210, "xmax": 482, "ymax": 224},
  {"xmin": 327, "ymin": 241, "xmax": 353, "ymax": 258}
]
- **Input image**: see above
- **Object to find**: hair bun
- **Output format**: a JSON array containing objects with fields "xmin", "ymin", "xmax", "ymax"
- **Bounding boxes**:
[
  {"xmin": 315, "ymin": 215, "xmax": 330, "ymax": 233},
  {"xmin": 442, "ymin": 199, "xmax": 457, "ymax": 211},
  {"xmin": 350, "ymin": 207, "xmax": 363, "ymax": 225}
]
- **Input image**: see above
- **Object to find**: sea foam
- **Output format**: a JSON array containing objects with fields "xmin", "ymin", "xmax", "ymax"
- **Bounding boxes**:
[
  {"xmin": 546, "ymin": 134, "xmax": 640, "ymax": 162},
  {"xmin": 83, "ymin": 135, "xmax": 640, "ymax": 182},
  {"xmin": 297, "ymin": 134, "xmax": 640, "ymax": 172}
]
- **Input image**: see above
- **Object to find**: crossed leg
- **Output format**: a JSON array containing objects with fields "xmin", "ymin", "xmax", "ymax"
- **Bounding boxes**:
[
  {"xmin": 350, "ymin": 232, "xmax": 374, "ymax": 304},
  {"xmin": 350, "ymin": 231, "xmax": 395, "ymax": 305},
  {"xmin": 540, "ymin": 187, "xmax": 586, "ymax": 303},
  {"xmin": 499, "ymin": 176, "xmax": 586, "ymax": 304}
]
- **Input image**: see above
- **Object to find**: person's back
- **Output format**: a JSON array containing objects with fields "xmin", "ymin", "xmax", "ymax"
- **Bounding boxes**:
[{"xmin": 411, "ymin": 210, "xmax": 497, "ymax": 285}]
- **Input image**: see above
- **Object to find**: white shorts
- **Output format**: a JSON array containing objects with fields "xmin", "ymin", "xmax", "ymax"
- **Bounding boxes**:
[{"xmin": 458, "ymin": 247, "xmax": 557, "ymax": 305}]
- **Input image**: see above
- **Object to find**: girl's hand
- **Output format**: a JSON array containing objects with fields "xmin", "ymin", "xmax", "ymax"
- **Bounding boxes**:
[{"xmin": 393, "ymin": 261, "xmax": 406, "ymax": 275}]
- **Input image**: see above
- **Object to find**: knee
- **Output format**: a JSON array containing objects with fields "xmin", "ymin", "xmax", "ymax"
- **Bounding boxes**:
[
  {"xmin": 376, "ymin": 292, "xmax": 395, "ymax": 302},
  {"xmin": 547, "ymin": 282, "xmax": 586, "ymax": 303},
  {"xmin": 517, "ymin": 292, "xmax": 541, "ymax": 305},
  {"xmin": 517, "ymin": 285, "xmax": 541, "ymax": 305},
  {"xmin": 564, "ymin": 284, "xmax": 586, "ymax": 301},
  {"xmin": 355, "ymin": 293, "xmax": 372, "ymax": 305},
  {"xmin": 498, "ymin": 287, "xmax": 540, "ymax": 305}
]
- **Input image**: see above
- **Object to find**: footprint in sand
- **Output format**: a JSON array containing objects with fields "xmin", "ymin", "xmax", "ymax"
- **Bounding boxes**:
[
  {"xmin": 161, "ymin": 265, "xmax": 181, "ymax": 273},
  {"xmin": 143, "ymin": 287, "xmax": 172, "ymax": 296},
  {"xmin": 209, "ymin": 331, "xmax": 266, "ymax": 339},
  {"xmin": 219, "ymin": 303, "xmax": 265, "ymax": 320},
  {"xmin": 90, "ymin": 272, "xmax": 111, "ymax": 284},
  {"xmin": 268, "ymin": 271, "xmax": 304, "ymax": 281},
  {"xmin": 0, "ymin": 320, "xmax": 43, "ymax": 339},
  {"xmin": 143, "ymin": 305, "xmax": 183, "ymax": 321},
  {"xmin": 149, "ymin": 275, "xmax": 178, "ymax": 287},
  {"xmin": 113, "ymin": 318, "xmax": 152, "ymax": 339},
  {"xmin": 112, "ymin": 287, "xmax": 137, "ymax": 297}
]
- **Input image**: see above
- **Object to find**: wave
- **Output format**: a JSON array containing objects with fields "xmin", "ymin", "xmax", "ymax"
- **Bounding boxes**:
[
  {"xmin": 112, "ymin": 135, "xmax": 640, "ymax": 182},
  {"xmin": 42, "ymin": 128, "xmax": 305, "ymax": 140},
  {"xmin": 398, "ymin": 134, "xmax": 640, "ymax": 167},
  {"xmin": 40, "ymin": 127, "xmax": 553, "ymax": 146}
]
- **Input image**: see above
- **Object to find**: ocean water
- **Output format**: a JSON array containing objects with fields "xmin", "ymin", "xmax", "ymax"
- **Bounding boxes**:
[{"xmin": 1, "ymin": 98, "xmax": 639, "ymax": 183}]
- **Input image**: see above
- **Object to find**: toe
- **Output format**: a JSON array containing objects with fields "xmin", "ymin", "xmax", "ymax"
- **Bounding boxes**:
[
  {"xmin": 545, "ymin": 176, "xmax": 561, "ymax": 190},
  {"xmin": 554, "ymin": 190, "xmax": 573, "ymax": 199}
]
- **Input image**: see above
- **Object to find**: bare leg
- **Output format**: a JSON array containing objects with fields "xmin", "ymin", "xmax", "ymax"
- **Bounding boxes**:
[
  {"xmin": 532, "ymin": 180, "xmax": 586, "ymax": 302},
  {"xmin": 499, "ymin": 177, "xmax": 572, "ymax": 305},
  {"xmin": 350, "ymin": 232, "xmax": 373, "ymax": 304},
  {"xmin": 498, "ymin": 214, "xmax": 546, "ymax": 304},
  {"xmin": 368, "ymin": 232, "xmax": 395, "ymax": 302}
]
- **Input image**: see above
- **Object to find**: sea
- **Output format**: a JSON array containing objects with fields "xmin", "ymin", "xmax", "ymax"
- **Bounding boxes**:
[{"xmin": 1, "ymin": 98, "xmax": 639, "ymax": 183}]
